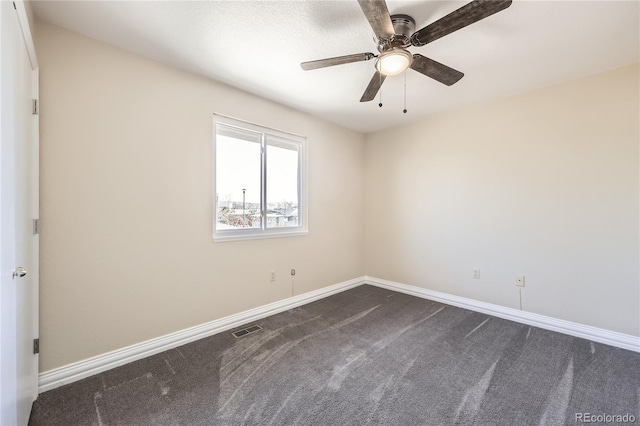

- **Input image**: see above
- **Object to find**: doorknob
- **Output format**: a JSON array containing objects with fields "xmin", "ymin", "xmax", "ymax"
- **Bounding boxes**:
[{"xmin": 12, "ymin": 267, "xmax": 27, "ymax": 279}]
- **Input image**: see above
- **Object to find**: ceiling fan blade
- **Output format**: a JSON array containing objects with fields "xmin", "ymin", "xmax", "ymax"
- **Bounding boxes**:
[
  {"xmin": 357, "ymin": 0, "xmax": 395, "ymax": 39},
  {"xmin": 360, "ymin": 71, "xmax": 386, "ymax": 102},
  {"xmin": 410, "ymin": 0, "xmax": 512, "ymax": 47},
  {"xmin": 410, "ymin": 54, "xmax": 464, "ymax": 86},
  {"xmin": 301, "ymin": 52, "xmax": 375, "ymax": 71}
]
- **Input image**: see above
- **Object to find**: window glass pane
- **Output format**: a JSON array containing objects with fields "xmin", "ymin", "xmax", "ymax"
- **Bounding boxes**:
[
  {"xmin": 266, "ymin": 140, "xmax": 299, "ymax": 228},
  {"xmin": 216, "ymin": 125, "xmax": 262, "ymax": 230}
]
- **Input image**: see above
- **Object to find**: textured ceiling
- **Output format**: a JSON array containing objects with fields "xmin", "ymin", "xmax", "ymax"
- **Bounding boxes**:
[{"xmin": 32, "ymin": 1, "xmax": 639, "ymax": 134}]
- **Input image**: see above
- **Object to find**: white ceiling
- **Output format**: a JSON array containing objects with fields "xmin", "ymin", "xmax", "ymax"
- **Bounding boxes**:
[{"xmin": 32, "ymin": 0, "xmax": 639, "ymax": 134}]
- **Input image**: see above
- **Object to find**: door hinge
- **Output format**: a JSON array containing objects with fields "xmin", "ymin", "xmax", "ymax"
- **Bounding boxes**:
[
  {"xmin": 33, "ymin": 338, "xmax": 39, "ymax": 354},
  {"xmin": 32, "ymin": 99, "xmax": 38, "ymax": 115},
  {"xmin": 33, "ymin": 218, "xmax": 39, "ymax": 235}
]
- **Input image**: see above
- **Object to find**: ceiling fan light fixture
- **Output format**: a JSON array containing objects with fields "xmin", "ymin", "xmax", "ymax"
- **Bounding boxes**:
[{"xmin": 376, "ymin": 49, "xmax": 412, "ymax": 76}]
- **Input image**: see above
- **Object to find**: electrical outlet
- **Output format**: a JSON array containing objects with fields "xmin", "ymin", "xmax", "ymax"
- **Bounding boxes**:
[
  {"xmin": 516, "ymin": 275, "xmax": 525, "ymax": 287},
  {"xmin": 472, "ymin": 269, "xmax": 480, "ymax": 279},
  {"xmin": 270, "ymin": 271, "xmax": 276, "ymax": 282},
  {"xmin": 291, "ymin": 269, "xmax": 296, "ymax": 276}
]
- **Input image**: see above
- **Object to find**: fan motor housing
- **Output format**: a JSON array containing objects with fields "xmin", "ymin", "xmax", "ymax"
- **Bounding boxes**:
[{"xmin": 377, "ymin": 14, "xmax": 416, "ymax": 52}]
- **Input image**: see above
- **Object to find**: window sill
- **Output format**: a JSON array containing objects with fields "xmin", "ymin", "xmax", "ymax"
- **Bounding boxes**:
[{"xmin": 213, "ymin": 229, "xmax": 308, "ymax": 243}]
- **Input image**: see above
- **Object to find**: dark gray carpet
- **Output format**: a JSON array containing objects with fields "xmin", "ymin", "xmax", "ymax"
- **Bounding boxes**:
[{"xmin": 29, "ymin": 285, "xmax": 640, "ymax": 425}]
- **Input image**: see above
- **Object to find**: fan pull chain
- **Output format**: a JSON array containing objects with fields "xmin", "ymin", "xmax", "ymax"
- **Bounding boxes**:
[
  {"xmin": 403, "ymin": 71, "xmax": 407, "ymax": 114},
  {"xmin": 378, "ymin": 72, "xmax": 383, "ymax": 108}
]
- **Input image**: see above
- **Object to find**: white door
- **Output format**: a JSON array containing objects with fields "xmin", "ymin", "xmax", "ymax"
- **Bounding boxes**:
[{"xmin": 0, "ymin": 1, "xmax": 39, "ymax": 425}]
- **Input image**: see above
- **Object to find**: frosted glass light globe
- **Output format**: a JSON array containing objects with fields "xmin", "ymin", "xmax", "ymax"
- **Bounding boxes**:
[{"xmin": 376, "ymin": 49, "xmax": 412, "ymax": 76}]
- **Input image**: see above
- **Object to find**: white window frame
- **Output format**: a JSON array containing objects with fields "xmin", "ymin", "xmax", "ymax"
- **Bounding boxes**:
[{"xmin": 212, "ymin": 114, "xmax": 308, "ymax": 242}]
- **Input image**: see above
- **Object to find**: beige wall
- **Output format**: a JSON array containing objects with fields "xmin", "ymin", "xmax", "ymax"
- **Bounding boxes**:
[
  {"xmin": 365, "ymin": 64, "xmax": 640, "ymax": 336},
  {"xmin": 36, "ymin": 21, "xmax": 366, "ymax": 372}
]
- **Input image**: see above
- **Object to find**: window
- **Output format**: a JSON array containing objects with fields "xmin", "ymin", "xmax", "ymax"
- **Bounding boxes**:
[{"xmin": 213, "ymin": 114, "xmax": 307, "ymax": 242}]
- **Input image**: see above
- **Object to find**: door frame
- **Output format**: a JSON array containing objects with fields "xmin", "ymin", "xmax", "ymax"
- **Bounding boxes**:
[
  {"xmin": 14, "ymin": 1, "xmax": 38, "ymax": 71},
  {"xmin": 15, "ymin": 0, "xmax": 40, "ymax": 404}
]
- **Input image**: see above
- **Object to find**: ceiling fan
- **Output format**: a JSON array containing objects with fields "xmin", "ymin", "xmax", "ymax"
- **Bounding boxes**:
[{"xmin": 301, "ymin": 0, "xmax": 512, "ymax": 103}]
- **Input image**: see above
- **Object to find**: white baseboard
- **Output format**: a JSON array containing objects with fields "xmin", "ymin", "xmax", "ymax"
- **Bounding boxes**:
[
  {"xmin": 38, "ymin": 277, "xmax": 365, "ymax": 393},
  {"xmin": 364, "ymin": 276, "xmax": 640, "ymax": 353},
  {"xmin": 39, "ymin": 275, "xmax": 640, "ymax": 393}
]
